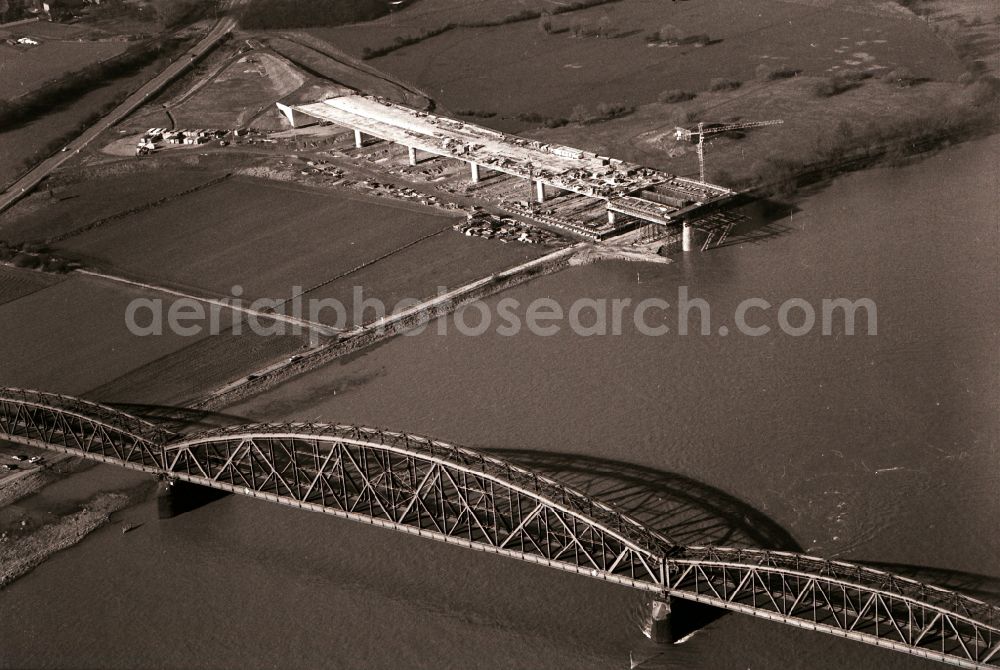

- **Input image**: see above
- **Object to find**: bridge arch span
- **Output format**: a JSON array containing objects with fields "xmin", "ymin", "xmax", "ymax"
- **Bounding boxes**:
[{"xmin": 1, "ymin": 388, "xmax": 997, "ymax": 668}]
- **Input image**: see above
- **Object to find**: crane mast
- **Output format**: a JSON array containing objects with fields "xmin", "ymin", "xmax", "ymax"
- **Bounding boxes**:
[{"xmin": 675, "ymin": 120, "xmax": 785, "ymax": 181}]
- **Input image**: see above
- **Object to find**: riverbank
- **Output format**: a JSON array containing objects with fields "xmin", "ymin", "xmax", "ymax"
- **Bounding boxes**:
[{"xmin": 0, "ymin": 490, "xmax": 132, "ymax": 587}]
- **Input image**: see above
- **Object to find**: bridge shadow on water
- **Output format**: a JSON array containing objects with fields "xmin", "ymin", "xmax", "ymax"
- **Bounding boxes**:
[
  {"xmin": 489, "ymin": 448, "xmax": 803, "ymax": 552},
  {"xmin": 99, "ymin": 407, "xmax": 1000, "ymax": 610},
  {"xmin": 108, "ymin": 403, "xmax": 249, "ymax": 434}
]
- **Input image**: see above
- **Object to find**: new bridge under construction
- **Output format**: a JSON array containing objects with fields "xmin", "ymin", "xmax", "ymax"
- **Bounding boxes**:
[
  {"xmin": 1, "ymin": 387, "xmax": 997, "ymax": 669},
  {"xmin": 278, "ymin": 94, "xmax": 735, "ymax": 246}
]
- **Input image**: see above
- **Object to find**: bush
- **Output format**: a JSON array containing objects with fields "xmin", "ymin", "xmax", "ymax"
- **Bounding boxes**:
[
  {"xmin": 658, "ymin": 89, "xmax": 697, "ymax": 103},
  {"xmin": 884, "ymin": 67, "xmax": 916, "ymax": 87},
  {"xmin": 813, "ymin": 70, "xmax": 869, "ymax": 97},
  {"xmin": 756, "ymin": 64, "xmax": 800, "ymax": 80},
  {"xmin": 538, "ymin": 13, "xmax": 553, "ymax": 33},
  {"xmin": 43, "ymin": 258, "xmax": 69, "ymax": 274},
  {"xmin": 11, "ymin": 253, "xmax": 39, "ymax": 269},
  {"xmin": 709, "ymin": 78, "xmax": 741, "ymax": 91}
]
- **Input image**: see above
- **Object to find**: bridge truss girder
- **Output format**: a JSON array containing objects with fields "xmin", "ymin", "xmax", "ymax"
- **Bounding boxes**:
[{"xmin": 1, "ymin": 388, "xmax": 997, "ymax": 668}]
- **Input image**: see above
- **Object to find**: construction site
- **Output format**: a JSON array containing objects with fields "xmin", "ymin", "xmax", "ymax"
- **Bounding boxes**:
[{"xmin": 278, "ymin": 94, "xmax": 739, "ymax": 247}]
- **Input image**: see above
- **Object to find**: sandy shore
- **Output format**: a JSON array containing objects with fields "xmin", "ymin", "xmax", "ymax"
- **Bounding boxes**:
[{"xmin": 0, "ymin": 491, "xmax": 132, "ymax": 587}]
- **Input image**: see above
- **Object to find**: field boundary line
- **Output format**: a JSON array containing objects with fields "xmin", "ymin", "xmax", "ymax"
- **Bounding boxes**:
[{"xmin": 75, "ymin": 269, "xmax": 340, "ymax": 335}]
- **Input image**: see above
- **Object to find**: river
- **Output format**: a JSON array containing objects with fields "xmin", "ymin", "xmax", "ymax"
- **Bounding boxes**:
[{"xmin": 1, "ymin": 136, "xmax": 997, "ymax": 669}]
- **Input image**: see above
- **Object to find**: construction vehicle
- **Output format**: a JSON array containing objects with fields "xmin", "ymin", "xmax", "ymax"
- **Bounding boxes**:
[{"xmin": 675, "ymin": 120, "xmax": 784, "ymax": 181}]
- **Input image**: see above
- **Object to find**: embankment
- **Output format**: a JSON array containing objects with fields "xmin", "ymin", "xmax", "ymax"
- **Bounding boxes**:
[{"xmin": 193, "ymin": 243, "xmax": 584, "ymax": 410}]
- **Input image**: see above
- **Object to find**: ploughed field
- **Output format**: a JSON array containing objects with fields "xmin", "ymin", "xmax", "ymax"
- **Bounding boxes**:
[
  {"xmin": 12, "ymin": 174, "xmax": 544, "ymax": 325},
  {"xmin": 0, "ymin": 270, "xmax": 304, "ymax": 402}
]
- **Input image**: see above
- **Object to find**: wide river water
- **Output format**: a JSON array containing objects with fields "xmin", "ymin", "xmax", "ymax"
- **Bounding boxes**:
[{"xmin": 1, "ymin": 136, "xmax": 998, "ymax": 669}]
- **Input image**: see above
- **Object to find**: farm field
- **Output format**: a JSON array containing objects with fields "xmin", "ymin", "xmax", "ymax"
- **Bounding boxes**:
[
  {"xmin": 0, "ymin": 273, "xmax": 212, "ymax": 397},
  {"xmin": 327, "ymin": 0, "xmax": 962, "ymax": 125},
  {"xmin": 0, "ymin": 38, "xmax": 126, "ymax": 98},
  {"xmin": 0, "ymin": 166, "xmax": 229, "ymax": 243},
  {"xmin": 0, "ymin": 56, "xmax": 165, "ymax": 190},
  {"xmin": 0, "ymin": 265, "xmax": 64, "ymax": 307},
  {"xmin": 84, "ymin": 320, "xmax": 307, "ymax": 406},
  {"xmin": 302, "ymin": 230, "xmax": 547, "ymax": 327},
  {"xmin": 51, "ymin": 177, "xmax": 467, "ymax": 299}
]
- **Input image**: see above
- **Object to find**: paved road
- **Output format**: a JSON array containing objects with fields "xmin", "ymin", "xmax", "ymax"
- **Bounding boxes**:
[{"xmin": 0, "ymin": 15, "xmax": 236, "ymax": 215}]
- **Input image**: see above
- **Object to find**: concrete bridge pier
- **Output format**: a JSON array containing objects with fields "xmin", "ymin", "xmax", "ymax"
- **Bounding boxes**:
[
  {"xmin": 408, "ymin": 146, "xmax": 418, "ymax": 166},
  {"xmin": 607, "ymin": 209, "xmax": 617, "ymax": 226},
  {"xmin": 645, "ymin": 598, "xmax": 674, "ymax": 644},
  {"xmin": 354, "ymin": 129, "xmax": 364, "ymax": 149},
  {"xmin": 469, "ymin": 161, "xmax": 480, "ymax": 183},
  {"xmin": 682, "ymin": 222, "xmax": 693, "ymax": 252},
  {"xmin": 535, "ymin": 179, "xmax": 546, "ymax": 203}
]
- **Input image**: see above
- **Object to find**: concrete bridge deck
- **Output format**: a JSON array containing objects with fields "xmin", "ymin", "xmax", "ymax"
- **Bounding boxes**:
[{"xmin": 279, "ymin": 94, "xmax": 735, "ymax": 234}]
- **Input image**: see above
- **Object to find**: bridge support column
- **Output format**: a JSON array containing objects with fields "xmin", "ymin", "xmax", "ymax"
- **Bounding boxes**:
[
  {"xmin": 607, "ymin": 209, "xmax": 617, "ymax": 226},
  {"xmin": 682, "ymin": 222, "xmax": 693, "ymax": 252},
  {"xmin": 645, "ymin": 598, "xmax": 674, "ymax": 644},
  {"xmin": 354, "ymin": 129, "xmax": 364, "ymax": 149},
  {"xmin": 469, "ymin": 161, "xmax": 480, "ymax": 183},
  {"xmin": 535, "ymin": 179, "xmax": 546, "ymax": 203},
  {"xmin": 408, "ymin": 146, "xmax": 417, "ymax": 166}
]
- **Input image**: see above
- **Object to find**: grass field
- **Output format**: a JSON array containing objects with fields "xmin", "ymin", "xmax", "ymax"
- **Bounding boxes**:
[
  {"xmin": 529, "ymin": 76, "xmax": 980, "ymax": 185},
  {"xmin": 0, "ymin": 39, "xmax": 127, "ymax": 98},
  {"xmin": 310, "ymin": 0, "xmax": 962, "ymax": 126},
  {"xmin": 0, "ymin": 55, "xmax": 167, "ymax": 190}
]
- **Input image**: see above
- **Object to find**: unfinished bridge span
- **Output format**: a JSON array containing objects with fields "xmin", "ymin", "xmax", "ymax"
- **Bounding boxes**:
[{"xmin": 1, "ymin": 387, "xmax": 997, "ymax": 668}]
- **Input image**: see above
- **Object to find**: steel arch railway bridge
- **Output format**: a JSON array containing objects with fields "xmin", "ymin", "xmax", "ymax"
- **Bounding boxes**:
[{"xmin": 1, "ymin": 387, "xmax": 997, "ymax": 668}]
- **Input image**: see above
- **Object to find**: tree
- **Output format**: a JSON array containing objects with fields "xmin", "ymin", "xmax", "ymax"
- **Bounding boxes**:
[
  {"xmin": 570, "ymin": 104, "xmax": 590, "ymax": 123},
  {"xmin": 538, "ymin": 13, "xmax": 553, "ymax": 34}
]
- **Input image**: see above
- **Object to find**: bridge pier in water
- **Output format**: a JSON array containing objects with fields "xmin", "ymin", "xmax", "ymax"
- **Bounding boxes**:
[
  {"xmin": 3, "ymin": 387, "xmax": 998, "ymax": 669},
  {"xmin": 645, "ymin": 597, "xmax": 675, "ymax": 644}
]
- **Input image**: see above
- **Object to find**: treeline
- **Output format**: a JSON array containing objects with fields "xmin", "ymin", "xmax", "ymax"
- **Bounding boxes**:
[
  {"xmin": 0, "ymin": 35, "xmax": 187, "ymax": 130},
  {"xmin": 738, "ymin": 92, "xmax": 998, "ymax": 197},
  {"xmin": 238, "ymin": 0, "xmax": 390, "ymax": 30},
  {"xmin": 361, "ymin": 0, "xmax": 620, "ymax": 59}
]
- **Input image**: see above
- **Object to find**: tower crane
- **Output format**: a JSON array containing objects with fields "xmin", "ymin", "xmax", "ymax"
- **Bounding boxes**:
[{"xmin": 675, "ymin": 120, "xmax": 784, "ymax": 182}]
